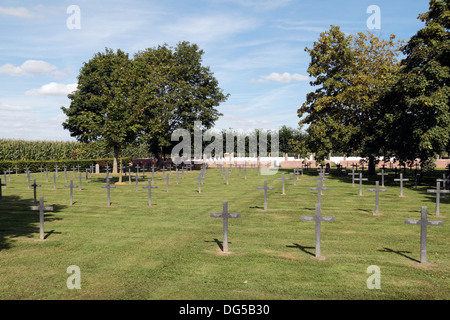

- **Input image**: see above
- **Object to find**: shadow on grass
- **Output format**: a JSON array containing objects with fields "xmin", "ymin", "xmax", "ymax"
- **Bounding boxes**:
[
  {"xmin": 378, "ymin": 247, "xmax": 420, "ymax": 263},
  {"xmin": 204, "ymin": 238, "xmax": 231, "ymax": 252},
  {"xmin": 0, "ymin": 194, "xmax": 66, "ymax": 251},
  {"xmin": 286, "ymin": 243, "xmax": 315, "ymax": 257}
]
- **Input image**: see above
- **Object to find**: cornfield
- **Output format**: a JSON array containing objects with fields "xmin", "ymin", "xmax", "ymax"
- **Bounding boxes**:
[{"xmin": 0, "ymin": 139, "xmax": 153, "ymax": 161}]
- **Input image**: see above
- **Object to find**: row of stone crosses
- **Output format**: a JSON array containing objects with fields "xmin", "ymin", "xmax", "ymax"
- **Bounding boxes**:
[{"xmin": 0, "ymin": 163, "xmax": 447, "ymax": 263}]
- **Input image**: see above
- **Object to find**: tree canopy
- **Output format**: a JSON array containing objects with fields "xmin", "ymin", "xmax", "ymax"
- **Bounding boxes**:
[{"xmin": 62, "ymin": 42, "xmax": 228, "ymax": 175}]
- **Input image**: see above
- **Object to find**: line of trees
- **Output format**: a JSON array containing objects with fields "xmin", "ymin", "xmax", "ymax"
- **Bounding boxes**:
[{"xmin": 297, "ymin": 0, "xmax": 449, "ymax": 175}]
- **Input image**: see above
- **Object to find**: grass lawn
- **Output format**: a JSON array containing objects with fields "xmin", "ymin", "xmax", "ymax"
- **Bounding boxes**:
[{"xmin": 0, "ymin": 166, "xmax": 449, "ymax": 300}]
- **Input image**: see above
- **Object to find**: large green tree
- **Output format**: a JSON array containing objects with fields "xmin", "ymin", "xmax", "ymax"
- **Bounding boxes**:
[
  {"xmin": 133, "ymin": 42, "xmax": 228, "ymax": 164},
  {"xmin": 62, "ymin": 48, "xmax": 139, "ymax": 182},
  {"xmin": 377, "ymin": 0, "xmax": 449, "ymax": 165},
  {"xmin": 298, "ymin": 26, "xmax": 403, "ymax": 174}
]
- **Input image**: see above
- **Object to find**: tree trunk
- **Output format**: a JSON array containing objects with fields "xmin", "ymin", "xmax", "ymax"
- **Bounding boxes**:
[
  {"xmin": 113, "ymin": 145, "xmax": 123, "ymax": 183},
  {"xmin": 368, "ymin": 154, "xmax": 376, "ymax": 176}
]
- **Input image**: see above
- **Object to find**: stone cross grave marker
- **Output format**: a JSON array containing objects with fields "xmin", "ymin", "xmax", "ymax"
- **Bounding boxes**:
[
  {"xmin": 31, "ymin": 179, "xmax": 42, "ymax": 204},
  {"xmin": 377, "ymin": 169, "xmax": 390, "ymax": 187},
  {"xmin": 174, "ymin": 168, "xmax": 181, "ymax": 185},
  {"xmin": 150, "ymin": 166, "xmax": 155, "ymax": 182},
  {"xmin": 427, "ymin": 181, "xmax": 449, "ymax": 216},
  {"xmin": 210, "ymin": 200, "xmax": 241, "ymax": 253},
  {"xmin": 394, "ymin": 173, "xmax": 409, "ymax": 197},
  {"xmin": 38, "ymin": 165, "xmax": 44, "ymax": 176},
  {"xmin": 26, "ymin": 170, "xmax": 33, "ymax": 189},
  {"xmin": 101, "ymin": 179, "xmax": 116, "ymax": 206},
  {"xmin": 405, "ymin": 206, "xmax": 444, "ymax": 264},
  {"xmin": 2, "ymin": 171, "xmax": 6, "ymax": 187},
  {"xmin": 30, "ymin": 196, "xmax": 53, "ymax": 241},
  {"xmin": 277, "ymin": 173, "xmax": 290, "ymax": 195},
  {"xmin": 310, "ymin": 178, "xmax": 329, "ymax": 208},
  {"xmin": 223, "ymin": 168, "xmax": 231, "ymax": 185},
  {"xmin": 14, "ymin": 165, "xmax": 19, "ymax": 176},
  {"xmin": 65, "ymin": 179, "xmax": 78, "ymax": 205},
  {"xmin": 131, "ymin": 172, "xmax": 142, "ymax": 192},
  {"xmin": 354, "ymin": 173, "xmax": 368, "ymax": 196},
  {"xmin": 142, "ymin": 180, "xmax": 157, "ymax": 206},
  {"xmin": 437, "ymin": 174, "xmax": 450, "ymax": 197},
  {"xmin": 162, "ymin": 174, "xmax": 172, "ymax": 192},
  {"xmin": 161, "ymin": 166, "xmax": 167, "ymax": 178},
  {"xmin": 51, "ymin": 172, "xmax": 57, "ymax": 190},
  {"xmin": 301, "ymin": 203, "xmax": 335, "ymax": 260},
  {"xmin": 127, "ymin": 167, "xmax": 132, "ymax": 184},
  {"xmin": 256, "ymin": 180, "xmax": 274, "ymax": 210},
  {"xmin": 0, "ymin": 178, "xmax": 6, "ymax": 201},
  {"xmin": 74, "ymin": 173, "xmax": 82, "ymax": 191},
  {"xmin": 54, "ymin": 164, "xmax": 60, "ymax": 177},
  {"xmin": 348, "ymin": 169, "xmax": 358, "ymax": 187},
  {"xmin": 194, "ymin": 172, "xmax": 203, "ymax": 193},
  {"xmin": 367, "ymin": 181, "xmax": 388, "ymax": 215}
]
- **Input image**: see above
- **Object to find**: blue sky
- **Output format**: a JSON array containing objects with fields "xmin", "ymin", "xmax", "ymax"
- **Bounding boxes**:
[{"xmin": 0, "ymin": 0, "xmax": 430, "ymax": 141}]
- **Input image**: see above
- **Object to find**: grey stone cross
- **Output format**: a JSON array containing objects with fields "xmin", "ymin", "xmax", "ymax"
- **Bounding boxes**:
[
  {"xmin": 51, "ymin": 172, "xmax": 57, "ymax": 190},
  {"xmin": 131, "ymin": 172, "xmax": 142, "ymax": 191},
  {"xmin": 210, "ymin": 200, "xmax": 241, "ymax": 253},
  {"xmin": 54, "ymin": 164, "xmax": 60, "ymax": 177},
  {"xmin": 427, "ymin": 181, "xmax": 449, "ymax": 216},
  {"xmin": 31, "ymin": 179, "xmax": 42, "ymax": 204},
  {"xmin": 223, "ymin": 168, "xmax": 231, "ymax": 185},
  {"xmin": 74, "ymin": 173, "xmax": 82, "ymax": 191},
  {"xmin": 354, "ymin": 173, "xmax": 368, "ymax": 196},
  {"xmin": 174, "ymin": 168, "xmax": 181, "ymax": 184},
  {"xmin": 277, "ymin": 173, "xmax": 290, "ymax": 195},
  {"xmin": 310, "ymin": 179, "xmax": 329, "ymax": 208},
  {"xmin": 14, "ymin": 165, "xmax": 19, "ymax": 176},
  {"xmin": 405, "ymin": 206, "xmax": 444, "ymax": 264},
  {"xmin": 377, "ymin": 169, "xmax": 390, "ymax": 187},
  {"xmin": 64, "ymin": 179, "xmax": 78, "ymax": 205},
  {"xmin": 301, "ymin": 203, "xmax": 335, "ymax": 259},
  {"xmin": 367, "ymin": 181, "xmax": 388, "ymax": 215},
  {"xmin": 348, "ymin": 169, "xmax": 359, "ymax": 187},
  {"xmin": 26, "ymin": 170, "xmax": 33, "ymax": 189},
  {"xmin": 142, "ymin": 180, "xmax": 157, "ymax": 206},
  {"xmin": 256, "ymin": 180, "xmax": 274, "ymax": 210},
  {"xmin": 394, "ymin": 173, "xmax": 409, "ymax": 197},
  {"xmin": 194, "ymin": 172, "xmax": 203, "ymax": 193},
  {"xmin": 30, "ymin": 196, "xmax": 53, "ymax": 240},
  {"xmin": 162, "ymin": 174, "xmax": 172, "ymax": 192},
  {"xmin": 101, "ymin": 179, "xmax": 116, "ymax": 206}
]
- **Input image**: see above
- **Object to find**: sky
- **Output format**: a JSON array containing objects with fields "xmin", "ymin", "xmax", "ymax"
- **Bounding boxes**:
[{"xmin": 0, "ymin": 0, "xmax": 430, "ymax": 141}]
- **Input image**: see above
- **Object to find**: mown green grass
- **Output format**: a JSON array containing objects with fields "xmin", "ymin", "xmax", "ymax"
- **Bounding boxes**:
[{"xmin": 0, "ymin": 167, "xmax": 448, "ymax": 300}]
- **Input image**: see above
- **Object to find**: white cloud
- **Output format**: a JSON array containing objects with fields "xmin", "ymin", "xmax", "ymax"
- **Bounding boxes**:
[
  {"xmin": 161, "ymin": 14, "xmax": 260, "ymax": 43},
  {"xmin": 0, "ymin": 102, "xmax": 32, "ymax": 111},
  {"xmin": 0, "ymin": 6, "xmax": 36, "ymax": 18},
  {"xmin": 25, "ymin": 82, "xmax": 77, "ymax": 96},
  {"xmin": 227, "ymin": 0, "xmax": 292, "ymax": 10},
  {"xmin": 0, "ymin": 60, "xmax": 66, "ymax": 77},
  {"xmin": 251, "ymin": 72, "xmax": 310, "ymax": 83}
]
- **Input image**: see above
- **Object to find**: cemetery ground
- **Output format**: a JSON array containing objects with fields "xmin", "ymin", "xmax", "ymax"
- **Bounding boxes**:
[{"xmin": 0, "ymin": 166, "xmax": 448, "ymax": 300}]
